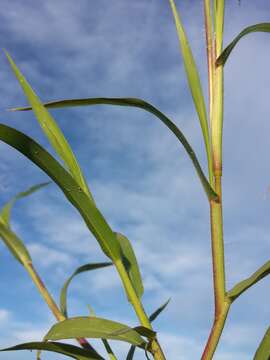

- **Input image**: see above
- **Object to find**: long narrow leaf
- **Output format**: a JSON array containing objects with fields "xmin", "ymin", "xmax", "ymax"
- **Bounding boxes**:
[
  {"xmin": 45, "ymin": 316, "xmax": 146, "ymax": 347},
  {"xmin": 116, "ymin": 232, "xmax": 144, "ymax": 300},
  {"xmin": 5, "ymin": 51, "xmax": 94, "ymax": 203},
  {"xmin": 254, "ymin": 327, "xmax": 270, "ymax": 360},
  {"xmin": 168, "ymin": 0, "xmax": 211, "ymax": 167},
  {"xmin": 1, "ymin": 341, "xmax": 104, "ymax": 360},
  {"xmin": 228, "ymin": 260, "xmax": 270, "ymax": 302},
  {"xmin": 0, "ymin": 124, "xmax": 121, "ymax": 261},
  {"xmin": 60, "ymin": 262, "xmax": 112, "ymax": 317},
  {"xmin": 10, "ymin": 97, "xmax": 218, "ymax": 202},
  {"xmin": 0, "ymin": 182, "xmax": 49, "ymax": 227},
  {"xmin": 216, "ymin": 23, "xmax": 270, "ymax": 66}
]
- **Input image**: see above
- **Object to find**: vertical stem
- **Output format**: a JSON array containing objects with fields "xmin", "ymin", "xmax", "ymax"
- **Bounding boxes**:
[
  {"xmin": 202, "ymin": 1, "xmax": 229, "ymax": 359},
  {"xmin": 24, "ymin": 262, "xmax": 99, "ymax": 354},
  {"xmin": 115, "ymin": 259, "xmax": 166, "ymax": 360}
]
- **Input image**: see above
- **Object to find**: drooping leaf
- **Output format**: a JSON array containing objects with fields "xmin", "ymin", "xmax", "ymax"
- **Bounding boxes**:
[
  {"xmin": 1, "ymin": 341, "xmax": 104, "ymax": 360},
  {"xmin": 4, "ymin": 51, "xmax": 94, "ymax": 203},
  {"xmin": 45, "ymin": 317, "xmax": 146, "ymax": 347},
  {"xmin": 216, "ymin": 23, "xmax": 270, "ymax": 66},
  {"xmin": 126, "ymin": 299, "xmax": 170, "ymax": 360},
  {"xmin": 228, "ymin": 260, "xmax": 270, "ymax": 302},
  {"xmin": 116, "ymin": 232, "xmax": 144, "ymax": 300},
  {"xmin": 0, "ymin": 182, "xmax": 50, "ymax": 227},
  {"xmin": 254, "ymin": 327, "xmax": 270, "ymax": 360},
  {"xmin": 60, "ymin": 262, "xmax": 112, "ymax": 317},
  {"xmin": 168, "ymin": 0, "xmax": 211, "ymax": 169},
  {"xmin": 10, "ymin": 97, "xmax": 218, "ymax": 202},
  {"xmin": 0, "ymin": 124, "xmax": 121, "ymax": 261},
  {"xmin": 0, "ymin": 222, "xmax": 32, "ymax": 265}
]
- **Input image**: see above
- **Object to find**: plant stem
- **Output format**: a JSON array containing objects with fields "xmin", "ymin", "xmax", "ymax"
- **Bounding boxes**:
[
  {"xmin": 201, "ymin": 300, "xmax": 230, "ymax": 360},
  {"xmin": 24, "ymin": 261, "xmax": 99, "ymax": 354},
  {"xmin": 115, "ymin": 259, "xmax": 166, "ymax": 360}
]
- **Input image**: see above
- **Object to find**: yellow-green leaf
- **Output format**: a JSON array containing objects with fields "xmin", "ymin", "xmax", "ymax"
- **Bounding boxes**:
[
  {"xmin": 228, "ymin": 260, "xmax": 270, "ymax": 302},
  {"xmin": 254, "ymin": 327, "xmax": 270, "ymax": 360},
  {"xmin": 0, "ymin": 124, "xmax": 121, "ymax": 261},
  {"xmin": 168, "ymin": 0, "xmax": 211, "ymax": 171},
  {"xmin": 60, "ymin": 262, "xmax": 112, "ymax": 317},
  {"xmin": 1, "ymin": 341, "xmax": 104, "ymax": 360},
  {"xmin": 216, "ymin": 23, "xmax": 270, "ymax": 66},
  {"xmin": 116, "ymin": 232, "xmax": 144, "ymax": 300},
  {"xmin": 4, "ymin": 51, "xmax": 94, "ymax": 203},
  {"xmin": 45, "ymin": 317, "xmax": 146, "ymax": 347},
  {"xmin": 10, "ymin": 97, "xmax": 218, "ymax": 202}
]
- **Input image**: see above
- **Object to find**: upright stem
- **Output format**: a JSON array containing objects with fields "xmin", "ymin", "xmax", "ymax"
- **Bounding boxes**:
[
  {"xmin": 24, "ymin": 262, "xmax": 99, "ymax": 354},
  {"xmin": 202, "ymin": 1, "xmax": 229, "ymax": 359},
  {"xmin": 115, "ymin": 259, "xmax": 166, "ymax": 360}
]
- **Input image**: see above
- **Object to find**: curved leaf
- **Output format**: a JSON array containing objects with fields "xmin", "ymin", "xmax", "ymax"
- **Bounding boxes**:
[
  {"xmin": 45, "ymin": 316, "xmax": 146, "ymax": 347},
  {"xmin": 116, "ymin": 232, "xmax": 144, "ymax": 300},
  {"xmin": 228, "ymin": 260, "xmax": 270, "ymax": 302},
  {"xmin": 216, "ymin": 23, "xmax": 270, "ymax": 66},
  {"xmin": 5, "ymin": 51, "xmax": 94, "ymax": 203},
  {"xmin": 168, "ymin": 0, "xmax": 211, "ymax": 171},
  {"xmin": 1, "ymin": 341, "xmax": 104, "ymax": 360},
  {"xmin": 10, "ymin": 97, "xmax": 217, "ymax": 202},
  {"xmin": 0, "ymin": 124, "xmax": 121, "ymax": 261},
  {"xmin": 60, "ymin": 262, "xmax": 112, "ymax": 317},
  {"xmin": 254, "ymin": 327, "xmax": 270, "ymax": 360},
  {"xmin": 0, "ymin": 182, "xmax": 49, "ymax": 227},
  {"xmin": 0, "ymin": 222, "xmax": 31, "ymax": 265}
]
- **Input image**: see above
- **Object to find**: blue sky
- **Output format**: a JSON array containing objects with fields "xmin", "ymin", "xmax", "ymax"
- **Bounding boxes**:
[{"xmin": 0, "ymin": 1, "xmax": 270, "ymax": 359}]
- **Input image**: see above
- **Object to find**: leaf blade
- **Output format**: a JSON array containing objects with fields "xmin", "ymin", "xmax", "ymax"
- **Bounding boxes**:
[
  {"xmin": 216, "ymin": 23, "xmax": 270, "ymax": 66},
  {"xmin": 254, "ymin": 327, "xmax": 270, "ymax": 360},
  {"xmin": 1, "ymin": 341, "xmax": 104, "ymax": 360},
  {"xmin": 45, "ymin": 317, "xmax": 146, "ymax": 347},
  {"xmin": 228, "ymin": 260, "xmax": 270, "ymax": 302},
  {"xmin": 0, "ymin": 124, "xmax": 121, "ymax": 261},
  {"xmin": 168, "ymin": 0, "xmax": 211, "ymax": 169},
  {"xmin": 10, "ymin": 97, "xmax": 218, "ymax": 201},
  {"xmin": 60, "ymin": 262, "xmax": 113, "ymax": 317},
  {"xmin": 116, "ymin": 232, "xmax": 144, "ymax": 300},
  {"xmin": 5, "ymin": 51, "xmax": 94, "ymax": 202}
]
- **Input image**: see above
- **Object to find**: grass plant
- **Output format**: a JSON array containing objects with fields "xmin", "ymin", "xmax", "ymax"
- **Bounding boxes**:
[{"xmin": 0, "ymin": 1, "xmax": 270, "ymax": 359}]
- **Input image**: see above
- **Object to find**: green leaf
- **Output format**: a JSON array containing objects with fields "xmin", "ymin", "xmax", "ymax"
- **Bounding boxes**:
[
  {"xmin": 254, "ymin": 327, "xmax": 270, "ymax": 360},
  {"xmin": 0, "ymin": 124, "xmax": 121, "ymax": 261},
  {"xmin": 45, "ymin": 316, "xmax": 147, "ymax": 347},
  {"xmin": 228, "ymin": 260, "xmax": 270, "ymax": 302},
  {"xmin": 126, "ymin": 299, "xmax": 170, "ymax": 360},
  {"xmin": 60, "ymin": 262, "xmax": 112, "ymax": 317},
  {"xmin": 4, "ymin": 51, "xmax": 94, "ymax": 203},
  {"xmin": 149, "ymin": 298, "xmax": 171, "ymax": 323},
  {"xmin": 0, "ymin": 222, "xmax": 32, "ymax": 265},
  {"xmin": 116, "ymin": 232, "xmax": 144, "ymax": 300},
  {"xmin": 168, "ymin": 0, "xmax": 211, "ymax": 170},
  {"xmin": 1, "ymin": 341, "xmax": 104, "ymax": 360},
  {"xmin": 10, "ymin": 97, "xmax": 218, "ymax": 202},
  {"xmin": 216, "ymin": 23, "xmax": 270, "ymax": 66},
  {"xmin": 0, "ymin": 182, "xmax": 49, "ymax": 227}
]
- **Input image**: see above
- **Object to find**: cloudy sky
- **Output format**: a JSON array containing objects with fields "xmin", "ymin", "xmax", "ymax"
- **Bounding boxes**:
[{"xmin": 0, "ymin": 1, "xmax": 270, "ymax": 359}]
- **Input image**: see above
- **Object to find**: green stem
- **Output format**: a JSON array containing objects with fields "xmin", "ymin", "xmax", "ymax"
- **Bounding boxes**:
[
  {"xmin": 24, "ymin": 262, "xmax": 98, "ymax": 354},
  {"xmin": 102, "ymin": 339, "xmax": 118, "ymax": 360},
  {"xmin": 115, "ymin": 259, "xmax": 166, "ymax": 360}
]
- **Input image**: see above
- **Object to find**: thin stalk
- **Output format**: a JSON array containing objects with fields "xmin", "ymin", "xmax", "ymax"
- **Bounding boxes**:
[
  {"xmin": 115, "ymin": 259, "xmax": 166, "ymax": 360},
  {"xmin": 24, "ymin": 262, "xmax": 98, "ymax": 353},
  {"xmin": 102, "ymin": 339, "xmax": 118, "ymax": 360},
  {"xmin": 202, "ymin": 1, "xmax": 228, "ymax": 359},
  {"xmin": 201, "ymin": 300, "xmax": 230, "ymax": 360}
]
